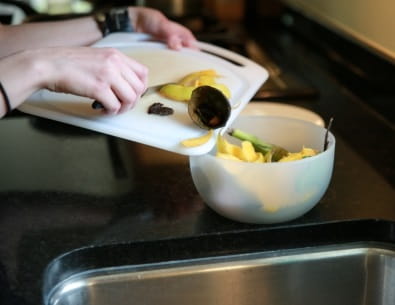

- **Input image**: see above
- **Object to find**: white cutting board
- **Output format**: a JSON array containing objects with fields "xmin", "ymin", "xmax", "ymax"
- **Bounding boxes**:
[{"xmin": 19, "ymin": 33, "xmax": 268, "ymax": 155}]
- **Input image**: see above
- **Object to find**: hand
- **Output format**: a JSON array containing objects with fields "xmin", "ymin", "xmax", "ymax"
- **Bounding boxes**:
[
  {"xmin": 0, "ymin": 47, "xmax": 148, "ymax": 116},
  {"xmin": 45, "ymin": 47, "xmax": 148, "ymax": 114},
  {"xmin": 129, "ymin": 7, "xmax": 197, "ymax": 50}
]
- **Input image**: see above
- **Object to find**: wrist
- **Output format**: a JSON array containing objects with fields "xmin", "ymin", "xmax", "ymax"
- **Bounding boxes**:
[
  {"xmin": 22, "ymin": 49, "xmax": 53, "ymax": 91},
  {"xmin": 94, "ymin": 7, "xmax": 134, "ymax": 37},
  {"xmin": 0, "ymin": 49, "xmax": 50, "ymax": 115},
  {"xmin": 0, "ymin": 82, "xmax": 11, "ymax": 116},
  {"xmin": 12, "ymin": 49, "xmax": 56, "ymax": 97}
]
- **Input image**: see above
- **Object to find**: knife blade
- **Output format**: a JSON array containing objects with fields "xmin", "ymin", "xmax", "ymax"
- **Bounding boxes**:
[{"xmin": 91, "ymin": 83, "xmax": 165, "ymax": 110}]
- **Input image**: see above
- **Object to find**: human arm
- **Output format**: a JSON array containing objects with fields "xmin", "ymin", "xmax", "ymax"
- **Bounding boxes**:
[
  {"xmin": 0, "ymin": 6, "xmax": 197, "ymax": 58},
  {"xmin": 0, "ymin": 6, "xmax": 196, "ymax": 117},
  {"xmin": 0, "ymin": 46, "xmax": 148, "ymax": 118},
  {"xmin": 0, "ymin": 17, "xmax": 103, "ymax": 58}
]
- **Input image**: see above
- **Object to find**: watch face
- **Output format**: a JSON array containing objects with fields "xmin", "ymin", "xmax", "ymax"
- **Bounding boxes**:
[{"xmin": 106, "ymin": 8, "xmax": 134, "ymax": 33}]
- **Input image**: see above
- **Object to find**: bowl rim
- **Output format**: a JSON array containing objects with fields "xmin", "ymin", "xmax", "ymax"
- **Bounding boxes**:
[{"xmin": 190, "ymin": 116, "xmax": 336, "ymax": 167}]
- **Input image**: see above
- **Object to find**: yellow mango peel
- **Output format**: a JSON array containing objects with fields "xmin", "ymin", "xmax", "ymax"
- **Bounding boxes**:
[
  {"xmin": 216, "ymin": 134, "xmax": 318, "ymax": 163},
  {"xmin": 278, "ymin": 147, "xmax": 317, "ymax": 162},
  {"xmin": 159, "ymin": 84, "xmax": 195, "ymax": 102},
  {"xmin": 159, "ymin": 70, "xmax": 231, "ymax": 102},
  {"xmin": 178, "ymin": 69, "xmax": 218, "ymax": 86},
  {"xmin": 216, "ymin": 134, "xmax": 266, "ymax": 163},
  {"xmin": 181, "ymin": 129, "xmax": 214, "ymax": 147}
]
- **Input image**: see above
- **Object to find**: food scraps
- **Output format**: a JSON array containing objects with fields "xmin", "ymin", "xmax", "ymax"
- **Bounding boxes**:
[
  {"xmin": 277, "ymin": 147, "xmax": 317, "ymax": 162},
  {"xmin": 217, "ymin": 129, "xmax": 318, "ymax": 163},
  {"xmin": 188, "ymin": 86, "xmax": 231, "ymax": 130},
  {"xmin": 147, "ymin": 102, "xmax": 174, "ymax": 116},
  {"xmin": 149, "ymin": 69, "xmax": 231, "ymax": 148},
  {"xmin": 159, "ymin": 69, "xmax": 231, "ymax": 102},
  {"xmin": 181, "ymin": 129, "xmax": 214, "ymax": 147}
]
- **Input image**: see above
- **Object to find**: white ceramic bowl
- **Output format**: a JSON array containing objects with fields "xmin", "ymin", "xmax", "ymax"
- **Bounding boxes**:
[{"xmin": 189, "ymin": 116, "xmax": 335, "ymax": 224}]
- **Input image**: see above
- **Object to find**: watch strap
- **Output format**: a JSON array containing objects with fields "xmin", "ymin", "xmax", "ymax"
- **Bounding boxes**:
[{"xmin": 95, "ymin": 7, "xmax": 134, "ymax": 37}]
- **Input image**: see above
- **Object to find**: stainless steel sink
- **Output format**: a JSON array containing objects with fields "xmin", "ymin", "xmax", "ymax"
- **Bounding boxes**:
[{"xmin": 44, "ymin": 243, "xmax": 395, "ymax": 305}]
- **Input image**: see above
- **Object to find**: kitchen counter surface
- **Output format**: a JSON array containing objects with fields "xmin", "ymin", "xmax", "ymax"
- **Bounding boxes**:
[{"xmin": 1, "ymin": 12, "xmax": 394, "ymax": 305}]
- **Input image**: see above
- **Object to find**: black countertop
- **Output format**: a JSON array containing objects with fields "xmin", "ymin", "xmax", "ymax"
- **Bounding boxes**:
[{"xmin": 1, "ymin": 11, "xmax": 394, "ymax": 305}]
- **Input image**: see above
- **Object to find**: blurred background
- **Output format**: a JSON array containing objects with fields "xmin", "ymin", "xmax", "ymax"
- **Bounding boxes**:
[{"xmin": 1, "ymin": 0, "xmax": 394, "ymax": 66}]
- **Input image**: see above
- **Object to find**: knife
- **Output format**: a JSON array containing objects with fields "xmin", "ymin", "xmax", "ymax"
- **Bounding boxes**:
[{"xmin": 91, "ymin": 83, "xmax": 165, "ymax": 110}]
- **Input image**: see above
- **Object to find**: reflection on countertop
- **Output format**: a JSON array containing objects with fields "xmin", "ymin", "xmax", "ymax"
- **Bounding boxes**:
[{"xmin": 1, "ymin": 112, "xmax": 394, "ymax": 304}]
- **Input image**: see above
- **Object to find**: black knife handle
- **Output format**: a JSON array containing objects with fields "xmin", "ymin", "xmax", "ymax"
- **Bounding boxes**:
[{"xmin": 92, "ymin": 100, "xmax": 104, "ymax": 109}]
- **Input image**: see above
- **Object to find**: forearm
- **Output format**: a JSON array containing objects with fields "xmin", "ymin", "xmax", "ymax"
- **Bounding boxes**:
[
  {"xmin": 0, "ymin": 50, "xmax": 49, "ymax": 117},
  {"xmin": 0, "ymin": 17, "xmax": 102, "ymax": 58}
]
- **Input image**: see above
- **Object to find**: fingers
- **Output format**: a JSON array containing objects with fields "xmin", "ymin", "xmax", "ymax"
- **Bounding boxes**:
[
  {"xmin": 91, "ymin": 48, "xmax": 148, "ymax": 114},
  {"xmin": 120, "ymin": 51, "xmax": 149, "ymax": 88},
  {"xmin": 162, "ymin": 22, "xmax": 197, "ymax": 50},
  {"xmin": 109, "ymin": 68, "xmax": 145, "ymax": 114},
  {"xmin": 113, "ymin": 54, "xmax": 148, "ymax": 113},
  {"xmin": 167, "ymin": 33, "xmax": 198, "ymax": 50},
  {"xmin": 47, "ymin": 47, "xmax": 148, "ymax": 115},
  {"xmin": 167, "ymin": 35, "xmax": 183, "ymax": 50},
  {"xmin": 131, "ymin": 7, "xmax": 197, "ymax": 50}
]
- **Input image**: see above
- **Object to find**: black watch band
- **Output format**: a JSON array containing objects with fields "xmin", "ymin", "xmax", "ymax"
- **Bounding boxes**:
[{"xmin": 95, "ymin": 7, "xmax": 134, "ymax": 37}]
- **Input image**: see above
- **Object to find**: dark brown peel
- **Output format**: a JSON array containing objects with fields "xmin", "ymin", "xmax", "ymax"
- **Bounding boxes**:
[
  {"xmin": 188, "ymin": 86, "xmax": 231, "ymax": 129},
  {"xmin": 148, "ymin": 103, "xmax": 174, "ymax": 116}
]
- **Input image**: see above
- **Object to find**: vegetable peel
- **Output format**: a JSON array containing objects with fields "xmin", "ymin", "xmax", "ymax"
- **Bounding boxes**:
[
  {"xmin": 181, "ymin": 129, "xmax": 214, "ymax": 147},
  {"xmin": 159, "ymin": 70, "xmax": 231, "ymax": 102},
  {"xmin": 216, "ymin": 130, "xmax": 319, "ymax": 163}
]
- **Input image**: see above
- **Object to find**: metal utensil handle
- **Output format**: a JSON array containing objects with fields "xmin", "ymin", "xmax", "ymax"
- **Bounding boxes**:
[
  {"xmin": 91, "ymin": 100, "xmax": 104, "ymax": 109},
  {"xmin": 324, "ymin": 117, "xmax": 334, "ymax": 151}
]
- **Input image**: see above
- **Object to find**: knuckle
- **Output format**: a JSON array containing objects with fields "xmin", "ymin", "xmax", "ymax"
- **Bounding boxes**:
[
  {"xmin": 92, "ymin": 81, "xmax": 108, "ymax": 96},
  {"xmin": 148, "ymin": 9, "xmax": 164, "ymax": 20},
  {"xmin": 134, "ymin": 82, "xmax": 145, "ymax": 95},
  {"xmin": 140, "ymin": 66, "xmax": 149, "ymax": 78},
  {"xmin": 127, "ymin": 91, "xmax": 137, "ymax": 103},
  {"xmin": 102, "ymin": 48, "xmax": 122, "ymax": 65},
  {"xmin": 106, "ymin": 103, "xmax": 121, "ymax": 114}
]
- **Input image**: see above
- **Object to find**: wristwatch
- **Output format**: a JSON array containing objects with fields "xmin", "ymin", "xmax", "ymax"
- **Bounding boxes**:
[{"xmin": 94, "ymin": 7, "xmax": 134, "ymax": 37}]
